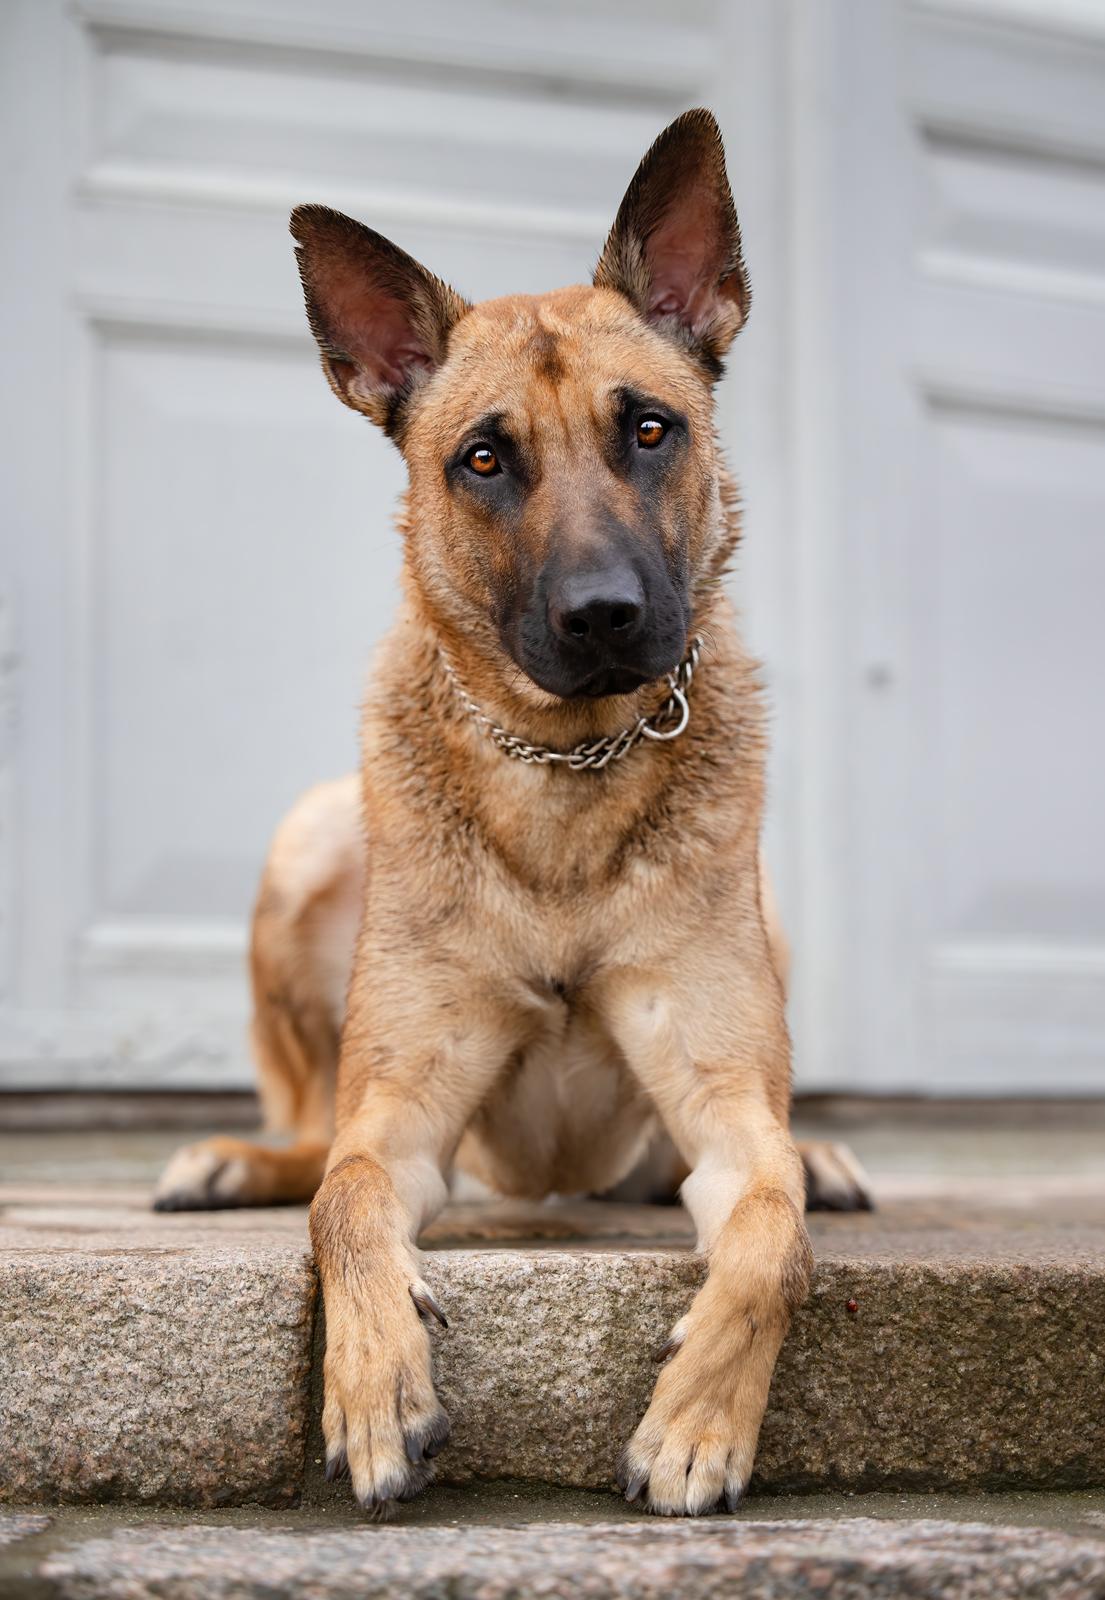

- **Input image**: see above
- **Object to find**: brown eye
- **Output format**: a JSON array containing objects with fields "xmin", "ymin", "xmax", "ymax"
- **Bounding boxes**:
[
  {"xmin": 467, "ymin": 444, "xmax": 499, "ymax": 476},
  {"xmin": 636, "ymin": 416, "xmax": 666, "ymax": 448}
]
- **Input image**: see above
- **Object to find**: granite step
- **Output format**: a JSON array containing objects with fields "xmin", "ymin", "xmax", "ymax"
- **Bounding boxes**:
[
  {"xmin": 1, "ymin": 1189, "xmax": 1104, "ymax": 1508},
  {"xmin": 4, "ymin": 1493, "xmax": 1105, "ymax": 1600}
]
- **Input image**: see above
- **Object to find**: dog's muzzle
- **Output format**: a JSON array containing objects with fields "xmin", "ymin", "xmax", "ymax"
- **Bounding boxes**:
[
  {"xmin": 513, "ymin": 551, "xmax": 690, "ymax": 701},
  {"xmin": 439, "ymin": 636, "xmax": 703, "ymax": 771}
]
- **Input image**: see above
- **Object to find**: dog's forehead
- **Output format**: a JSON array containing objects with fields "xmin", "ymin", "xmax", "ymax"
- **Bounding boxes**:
[
  {"xmin": 455, "ymin": 284, "xmax": 636, "ymax": 343},
  {"xmin": 425, "ymin": 285, "xmax": 707, "ymax": 434}
]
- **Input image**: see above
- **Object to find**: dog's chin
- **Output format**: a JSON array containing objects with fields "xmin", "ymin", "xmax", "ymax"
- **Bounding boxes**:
[
  {"xmin": 573, "ymin": 667, "xmax": 652, "ymax": 699},
  {"xmin": 514, "ymin": 659, "xmax": 669, "ymax": 703}
]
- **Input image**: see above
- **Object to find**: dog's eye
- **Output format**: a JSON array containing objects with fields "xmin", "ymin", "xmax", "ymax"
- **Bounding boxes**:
[
  {"xmin": 466, "ymin": 445, "xmax": 500, "ymax": 476},
  {"xmin": 636, "ymin": 416, "xmax": 666, "ymax": 448}
]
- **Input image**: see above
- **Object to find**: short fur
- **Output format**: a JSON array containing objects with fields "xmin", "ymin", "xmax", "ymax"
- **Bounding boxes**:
[{"xmin": 155, "ymin": 110, "xmax": 870, "ymax": 1517}]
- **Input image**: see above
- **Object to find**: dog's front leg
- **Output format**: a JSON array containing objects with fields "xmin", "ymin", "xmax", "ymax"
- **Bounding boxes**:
[
  {"xmin": 310, "ymin": 994, "xmax": 522, "ymax": 1514},
  {"xmin": 602, "ymin": 971, "xmax": 813, "ymax": 1516}
]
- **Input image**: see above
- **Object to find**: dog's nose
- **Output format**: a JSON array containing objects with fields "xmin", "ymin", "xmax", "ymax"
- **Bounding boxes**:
[{"xmin": 549, "ymin": 569, "xmax": 645, "ymax": 649}]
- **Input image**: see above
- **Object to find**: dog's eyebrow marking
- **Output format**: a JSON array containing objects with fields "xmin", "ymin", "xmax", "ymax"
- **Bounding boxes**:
[
  {"xmin": 446, "ymin": 411, "xmax": 514, "ymax": 471},
  {"xmin": 459, "ymin": 411, "xmax": 509, "ymax": 447},
  {"xmin": 445, "ymin": 410, "xmax": 534, "ymax": 494},
  {"xmin": 529, "ymin": 327, "xmax": 565, "ymax": 384},
  {"xmin": 613, "ymin": 385, "xmax": 683, "ymax": 424}
]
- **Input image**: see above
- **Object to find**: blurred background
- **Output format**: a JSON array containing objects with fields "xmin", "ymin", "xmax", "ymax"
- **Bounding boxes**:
[{"xmin": 1, "ymin": 0, "xmax": 1103, "ymax": 1109}]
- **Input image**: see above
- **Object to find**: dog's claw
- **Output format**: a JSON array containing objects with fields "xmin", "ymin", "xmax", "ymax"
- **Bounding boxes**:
[
  {"xmin": 654, "ymin": 1336, "xmax": 681, "ymax": 1364},
  {"xmin": 410, "ymin": 1285, "xmax": 448, "ymax": 1329},
  {"xmin": 724, "ymin": 1482, "xmax": 744, "ymax": 1513},
  {"xmin": 354, "ymin": 1462, "xmax": 422, "ymax": 1517},
  {"xmin": 403, "ymin": 1409, "xmax": 450, "ymax": 1465},
  {"xmin": 355, "ymin": 1490, "xmax": 396, "ymax": 1521},
  {"xmin": 396, "ymin": 1462, "xmax": 435, "ymax": 1502},
  {"xmin": 324, "ymin": 1449, "xmax": 349, "ymax": 1483},
  {"xmin": 404, "ymin": 1406, "xmax": 451, "ymax": 1466},
  {"xmin": 623, "ymin": 1471, "xmax": 649, "ymax": 1504}
]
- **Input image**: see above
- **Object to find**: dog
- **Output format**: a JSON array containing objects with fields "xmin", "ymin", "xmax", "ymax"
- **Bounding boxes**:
[{"xmin": 154, "ymin": 109, "xmax": 871, "ymax": 1517}]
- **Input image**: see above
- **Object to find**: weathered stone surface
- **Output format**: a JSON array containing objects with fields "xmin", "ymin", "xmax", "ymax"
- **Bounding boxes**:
[
  {"xmin": 4, "ymin": 1189, "xmax": 1104, "ymax": 1506},
  {"xmin": 424, "ymin": 1250, "xmax": 702, "ymax": 1490},
  {"xmin": 759, "ymin": 1256, "xmax": 1105, "ymax": 1494},
  {"xmin": 0, "ymin": 1244, "xmax": 316, "ymax": 1506},
  {"xmin": 391, "ymin": 1244, "xmax": 1105, "ymax": 1496},
  {"xmin": 32, "ymin": 1519, "xmax": 1105, "ymax": 1599},
  {"xmin": 0, "ymin": 1511, "xmax": 50, "ymax": 1547}
]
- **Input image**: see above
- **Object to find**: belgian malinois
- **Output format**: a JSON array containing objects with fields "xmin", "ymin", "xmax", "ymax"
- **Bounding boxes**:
[{"xmin": 155, "ymin": 109, "xmax": 871, "ymax": 1517}]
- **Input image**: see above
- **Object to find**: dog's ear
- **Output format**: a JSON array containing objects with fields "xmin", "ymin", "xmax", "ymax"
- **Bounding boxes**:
[
  {"xmin": 290, "ymin": 205, "xmax": 470, "ymax": 433},
  {"xmin": 594, "ymin": 108, "xmax": 749, "ymax": 376}
]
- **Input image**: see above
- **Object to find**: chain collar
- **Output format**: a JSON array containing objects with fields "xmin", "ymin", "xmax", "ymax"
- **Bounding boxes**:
[{"xmin": 439, "ymin": 635, "xmax": 703, "ymax": 771}]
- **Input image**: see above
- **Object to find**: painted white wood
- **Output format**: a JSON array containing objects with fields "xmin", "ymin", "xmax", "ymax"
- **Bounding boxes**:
[
  {"xmin": 774, "ymin": 0, "xmax": 856, "ymax": 1094},
  {"xmin": 2, "ymin": 0, "xmax": 1102, "ymax": 1094},
  {"xmin": 817, "ymin": 0, "xmax": 1105, "ymax": 1092},
  {"xmin": 0, "ymin": 0, "xmax": 728, "ymax": 1090}
]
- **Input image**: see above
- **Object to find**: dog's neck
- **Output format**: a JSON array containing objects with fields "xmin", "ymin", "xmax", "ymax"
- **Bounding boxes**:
[{"xmin": 366, "ymin": 576, "xmax": 760, "ymax": 897}]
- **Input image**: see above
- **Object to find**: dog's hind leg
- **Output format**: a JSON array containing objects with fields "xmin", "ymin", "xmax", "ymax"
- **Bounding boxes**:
[
  {"xmin": 606, "ymin": 1128, "xmax": 873, "ymax": 1212},
  {"xmin": 152, "ymin": 1003, "xmax": 335, "ymax": 1212},
  {"xmin": 799, "ymin": 1139, "xmax": 873, "ymax": 1211},
  {"xmin": 153, "ymin": 778, "xmax": 361, "ymax": 1211}
]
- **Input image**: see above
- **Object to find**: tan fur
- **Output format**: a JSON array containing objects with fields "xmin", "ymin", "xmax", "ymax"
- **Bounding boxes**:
[
  {"xmin": 155, "ymin": 110, "xmax": 870, "ymax": 1517},
  {"xmin": 155, "ymin": 775, "xmax": 854, "ymax": 1211}
]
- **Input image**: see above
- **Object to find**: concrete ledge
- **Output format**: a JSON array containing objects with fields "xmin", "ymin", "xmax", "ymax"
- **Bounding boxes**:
[{"xmin": 2, "ymin": 1194, "xmax": 1104, "ymax": 1506}]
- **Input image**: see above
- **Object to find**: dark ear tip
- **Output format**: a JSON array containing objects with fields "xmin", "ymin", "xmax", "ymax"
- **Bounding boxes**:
[
  {"xmin": 289, "ymin": 202, "xmax": 360, "ymax": 247},
  {"xmin": 676, "ymin": 106, "xmax": 720, "ymax": 130},
  {"xmin": 289, "ymin": 203, "xmax": 323, "ymax": 244},
  {"xmin": 662, "ymin": 106, "xmax": 723, "ymax": 147}
]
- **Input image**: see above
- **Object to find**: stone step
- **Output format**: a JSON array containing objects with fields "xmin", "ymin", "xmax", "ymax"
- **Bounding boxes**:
[
  {"xmin": 2, "ymin": 1190, "xmax": 1104, "ymax": 1508},
  {"xmin": 4, "ymin": 1493, "xmax": 1105, "ymax": 1599}
]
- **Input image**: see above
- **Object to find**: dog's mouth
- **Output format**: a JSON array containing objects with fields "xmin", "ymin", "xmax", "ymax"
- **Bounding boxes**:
[{"xmin": 574, "ymin": 666, "xmax": 653, "ymax": 699}]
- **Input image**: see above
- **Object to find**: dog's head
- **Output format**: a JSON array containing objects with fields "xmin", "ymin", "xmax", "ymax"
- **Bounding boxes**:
[{"xmin": 292, "ymin": 109, "xmax": 748, "ymax": 702}]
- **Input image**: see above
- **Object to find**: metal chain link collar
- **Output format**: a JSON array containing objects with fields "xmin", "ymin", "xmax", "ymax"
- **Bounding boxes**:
[{"xmin": 439, "ymin": 635, "xmax": 703, "ymax": 771}]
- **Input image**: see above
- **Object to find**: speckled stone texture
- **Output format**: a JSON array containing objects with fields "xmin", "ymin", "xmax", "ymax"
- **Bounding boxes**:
[
  {"xmin": 3, "ymin": 1193, "xmax": 1104, "ymax": 1505},
  {"xmin": 758, "ymin": 1256, "xmax": 1105, "ymax": 1495},
  {"xmin": 31, "ymin": 1519, "xmax": 1105, "ymax": 1599},
  {"xmin": 0, "ymin": 1244, "xmax": 316, "ymax": 1506},
  {"xmin": 395, "ymin": 1243, "xmax": 1105, "ymax": 1496},
  {"xmin": 0, "ymin": 1511, "xmax": 50, "ymax": 1547}
]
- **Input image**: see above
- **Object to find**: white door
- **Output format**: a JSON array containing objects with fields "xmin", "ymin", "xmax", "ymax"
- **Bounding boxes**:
[
  {"xmin": 808, "ymin": 0, "xmax": 1105, "ymax": 1091},
  {"xmin": 0, "ymin": 0, "xmax": 737, "ymax": 1089},
  {"xmin": 1, "ymin": 0, "xmax": 1102, "ymax": 1096}
]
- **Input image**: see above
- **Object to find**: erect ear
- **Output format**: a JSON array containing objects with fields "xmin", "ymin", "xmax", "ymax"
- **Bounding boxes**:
[
  {"xmin": 290, "ymin": 205, "xmax": 470, "ymax": 435},
  {"xmin": 593, "ymin": 108, "xmax": 749, "ymax": 376}
]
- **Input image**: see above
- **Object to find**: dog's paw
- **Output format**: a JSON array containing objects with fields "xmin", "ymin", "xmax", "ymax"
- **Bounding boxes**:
[
  {"xmin": 153, "ymin": 1138, "xmax": 257, "ymax": 1212},
  {"xmin": 616, "ymin": 1344, "xmax": 753, "ymax": 1516},
  {"xmin": 616, "ymin": 1401, "xmax": 748, "ymax": 1516},
  {"xmin": 321, "ymin": 1276, "xmax": 449, "ymax": 1515},
  {"xmin": 799, "ymin": 1139, "xmax": 874, "ymax": 1213}
]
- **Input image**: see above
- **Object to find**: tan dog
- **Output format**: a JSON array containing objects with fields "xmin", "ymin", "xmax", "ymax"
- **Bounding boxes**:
[{"xmin": 155, "ymin": 110, "xmax": 870, "ymax": 1517}]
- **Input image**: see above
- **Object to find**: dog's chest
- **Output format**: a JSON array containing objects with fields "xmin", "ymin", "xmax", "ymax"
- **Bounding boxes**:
[
  {"xmin": 458, "ymin": 1002, "xmax": 656, "ymax": 1198},
  {"xmin": 471, "ymin": 750, "xmax": 695, "ymax": 903}
]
